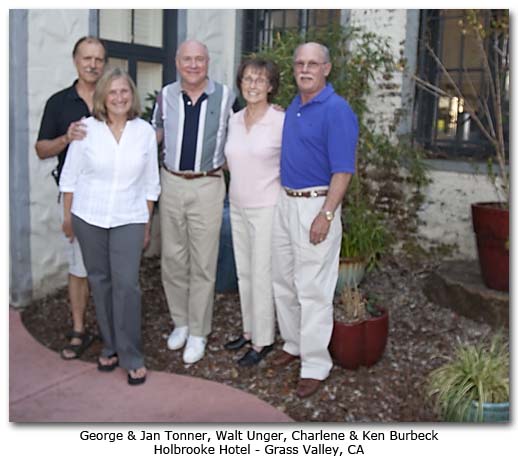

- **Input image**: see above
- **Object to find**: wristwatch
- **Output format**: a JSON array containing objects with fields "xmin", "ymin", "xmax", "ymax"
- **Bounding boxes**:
[{"xmin": 320, "ymin": 210, "xmax": 334, "ymax": 222}]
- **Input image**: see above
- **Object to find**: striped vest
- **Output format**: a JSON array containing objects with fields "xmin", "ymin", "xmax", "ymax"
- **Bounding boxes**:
[{"xmin": 152, "ymin": 79, "xmax": 235, "ymax": 172}]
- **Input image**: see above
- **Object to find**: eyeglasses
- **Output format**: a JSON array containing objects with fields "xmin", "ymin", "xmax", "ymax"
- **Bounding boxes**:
[
  {"xmin": 293, "ymin": 60, "xmax": 327, "ymax": 71},
  {"xmin": 241, "ymin": 76, "xmax": 269, "ymax": 87}
]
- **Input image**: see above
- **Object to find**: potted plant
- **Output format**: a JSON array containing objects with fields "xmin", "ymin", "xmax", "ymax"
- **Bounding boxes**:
[
  {"xmin": 329, "ymin": 287, "xmax": 389, "ymax": 369},
  {"xmin": 336, "ymin": 192, "xmax": 389, "ymax": 295},
  {"xmin": 416, "ymin": 10, "xmax": 509, "ymax": 291},
  {"xmin": 426, "ymin": 333, "xmax": 509, "ymax": 422}
]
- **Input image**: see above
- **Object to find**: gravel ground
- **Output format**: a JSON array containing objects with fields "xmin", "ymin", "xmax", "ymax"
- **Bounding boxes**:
[{"xmin": 21, "ymin": 252, "xmax": 495, "ymax": 422}]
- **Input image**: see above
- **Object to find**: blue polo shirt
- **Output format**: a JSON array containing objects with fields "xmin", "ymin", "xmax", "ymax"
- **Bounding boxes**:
[{"xmin": 280, "ymin": 83, "xmax": 358, "ymax": 189}]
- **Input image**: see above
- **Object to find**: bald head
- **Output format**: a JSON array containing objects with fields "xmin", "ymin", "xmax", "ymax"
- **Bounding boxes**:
[
  {"xmin": 292, "ymin": 42, "xmax": 332, "ymax": 103},
  {"xmin": 176, "ymin": 40, "xmax": 209, "ymax": 60},
  {"xmin": 175, "ymin": 39, "xmax": 210, "ymax": 90},
  {"xmin": 293, "ymin": 42, "xmax": 330, "ymax": 63}
]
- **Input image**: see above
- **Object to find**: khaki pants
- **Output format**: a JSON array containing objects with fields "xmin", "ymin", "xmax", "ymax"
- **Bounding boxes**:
[
  {"xmin": 230, "ymin": 204, "xmax": 276, "ymax": 347},
  {"xmin": 159, "ymin": 169, "xmax": 225, "ymax": 337},
  {"xmin": 272, "ymin": 190, "xmax": 342, "ymax": 380}
]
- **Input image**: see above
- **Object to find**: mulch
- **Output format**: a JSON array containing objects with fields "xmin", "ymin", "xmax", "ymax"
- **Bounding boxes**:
[{"xmin": 21, "ymin": 253, "xmax": 494, "ymax": 422}]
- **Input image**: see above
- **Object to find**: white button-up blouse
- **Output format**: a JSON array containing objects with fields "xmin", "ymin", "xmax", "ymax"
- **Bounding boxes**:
[{"xmin": 59, "ymin": 116, "xmax": 161, "ymax": 229}]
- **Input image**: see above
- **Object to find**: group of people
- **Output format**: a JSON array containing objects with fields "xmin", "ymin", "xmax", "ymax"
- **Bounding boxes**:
[{"xmin": 36, "ymin": 36, "xmax": 358, "ymax": 398}]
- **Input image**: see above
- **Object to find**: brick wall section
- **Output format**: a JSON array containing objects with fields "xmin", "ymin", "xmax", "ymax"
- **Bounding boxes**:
[{"xmin": 349, "ymin": 10, "xmax": 416, "ymax": 136}]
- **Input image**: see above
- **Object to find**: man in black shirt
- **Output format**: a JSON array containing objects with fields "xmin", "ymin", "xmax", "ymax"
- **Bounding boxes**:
[{"xmin": 35, "ymin": 36, "xmax": 106, "ymax": 360}]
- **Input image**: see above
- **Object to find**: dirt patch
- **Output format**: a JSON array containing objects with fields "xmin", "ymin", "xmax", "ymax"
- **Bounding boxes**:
[{"xmin": 21, "ymin": 254, "xmax": 494, "ymax": 422}]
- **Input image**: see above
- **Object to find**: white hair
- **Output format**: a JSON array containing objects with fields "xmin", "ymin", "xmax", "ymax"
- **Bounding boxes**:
[
  {"xmin": 293, "ymin": 42, "xmax": 330, "ymax": 63},
  {"xmin": 176, "ymin": 39, "xmax": 209, "ymax": 59}
]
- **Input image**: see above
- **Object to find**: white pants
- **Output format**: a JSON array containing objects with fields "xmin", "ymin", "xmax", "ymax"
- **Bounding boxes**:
[
  {"xmin": 60, "ymin": 197, "xmax": 87, "ymax": 278},
  {"xmin": 230, "ymin": 204, "xmax": 276, "ymax": 347},
  {"xmin": 272, "ymin": 190, "xmax": 341, "ymax": 380},
  {"xmin": 159, "ymin": 169, "xmax": 225, "ymax": 337}
]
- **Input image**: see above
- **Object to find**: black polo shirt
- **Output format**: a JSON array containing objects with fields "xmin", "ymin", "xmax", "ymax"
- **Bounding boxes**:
[{"xmin": 37, "ymin": 80, "xmax": 91, "ymax": 183}]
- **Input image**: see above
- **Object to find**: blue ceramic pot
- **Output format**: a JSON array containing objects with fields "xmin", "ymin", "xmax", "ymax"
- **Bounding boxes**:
[{"xmin": 464, "ymin": 401, "xmax": 509, "ymax": 422}]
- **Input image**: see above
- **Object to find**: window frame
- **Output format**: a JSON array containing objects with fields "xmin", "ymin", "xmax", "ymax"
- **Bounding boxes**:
[
  {"xmin": 97, "ymin": 9, "xmax": 177, "ymax": 86},
  {"xmin": 242, "ymin": 9, "xmax": 341, "ymax": 54},
  {"xmin": 414, "ymin": 10, "xmax": 509, "ymax": 160}
]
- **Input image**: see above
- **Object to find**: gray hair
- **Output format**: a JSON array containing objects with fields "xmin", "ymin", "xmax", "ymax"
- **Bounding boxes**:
[
  {"xmin": 293, "ymin": 42, "xmax": 330, "ymax": 63},
  {"xmin": 176, "ymin": 39, "xmax": 209, "ymax": 59}
]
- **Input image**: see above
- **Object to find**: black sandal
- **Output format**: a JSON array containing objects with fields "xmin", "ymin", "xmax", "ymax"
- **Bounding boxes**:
[
  {"xmin": 60, "ymin": 330, "xmax": 95, "ymax": 360},
  {"xmin": 97, "ymin": 354, "xmax": 119, "ymax": 372},
  {"xmin": 127, "ymin": 368, "xmax": 147, "ymax": 386}
]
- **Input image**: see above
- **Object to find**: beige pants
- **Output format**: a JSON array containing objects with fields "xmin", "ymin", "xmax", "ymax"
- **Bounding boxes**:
[
  {"xmin": 159, "ymin": 169, "xmax": 225, "ymax": 337},
  {"xmin": 230, "ymin": 204, "xmax": 276, "ymax": 347},
  {"xmin": 272, "ymin": 190, "xmax": 342, "ymax": 380}
]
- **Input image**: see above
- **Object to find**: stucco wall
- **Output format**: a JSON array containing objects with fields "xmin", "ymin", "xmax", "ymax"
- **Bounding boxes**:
[
  {"xmin": 28, "ymin": 10, "xmax": 90, "ymax": 298},
  {"xmin": 417, "ymin": 169, "xmax": 501, "ymax": 259},
  {"xmin": 185, "ymin": 10, "xmax": 238, "ymax": 89}
]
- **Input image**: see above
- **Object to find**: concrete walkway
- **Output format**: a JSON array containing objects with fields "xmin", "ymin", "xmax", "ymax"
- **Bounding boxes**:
[{"xmin": 9, "ymin": 309, "xmax": 292, "ymax": 423}]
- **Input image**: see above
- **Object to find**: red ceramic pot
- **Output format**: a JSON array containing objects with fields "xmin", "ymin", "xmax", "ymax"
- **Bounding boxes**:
[
  {"xmin": 471, "ymin": 202, "xmax": 509, "ymax": 292},
  {"xmin": 329, "ymin": 307, "xmax": 389, "ymax": 369}
]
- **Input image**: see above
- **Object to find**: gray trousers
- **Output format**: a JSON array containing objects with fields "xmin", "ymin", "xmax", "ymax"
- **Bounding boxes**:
[{"xmin": 72, "ymin": 215, "xmax": 145, "ymax": 370}]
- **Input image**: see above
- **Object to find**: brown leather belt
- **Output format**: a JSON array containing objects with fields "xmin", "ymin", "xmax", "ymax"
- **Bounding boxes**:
[
  {"xmin": 285, "ymin": 188, "xmax": 328, "ymax": 198},
  {"xmin": 163, "ymin": 164, "xmax": 222, "ymax": 179}
]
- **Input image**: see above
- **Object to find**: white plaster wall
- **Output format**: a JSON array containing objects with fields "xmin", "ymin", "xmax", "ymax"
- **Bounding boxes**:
[
  {"xmin": 417, "ymin": 170, "xmax": 501, "ymax": 259},
  {"xmin": 349, "ymin": 10, "xmax": 408, "ymax": 134},
  {"xmin": 185, "ymin": 10, "xmax": 238, "ymax": 89},
  {"xmin": 28, "ymin": 10, "xmax": 90, "ymax": 299}
]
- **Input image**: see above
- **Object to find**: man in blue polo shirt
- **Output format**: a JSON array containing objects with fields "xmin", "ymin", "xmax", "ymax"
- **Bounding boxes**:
[{"xmin": 271, "ymin": 42, "xmax": 359, "ymax": 398}]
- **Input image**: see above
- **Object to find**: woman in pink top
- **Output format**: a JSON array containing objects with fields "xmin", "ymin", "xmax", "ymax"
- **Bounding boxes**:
[{"xmin": 224, "ymin": 58, "xmax": 284, "ymax": 366}]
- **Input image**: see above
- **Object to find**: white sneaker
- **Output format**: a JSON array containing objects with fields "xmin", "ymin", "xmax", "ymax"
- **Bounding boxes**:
[
  {"xmin": 182, "ymin": 335, "xmax": 207, "ymax": 364},
  {"xmin": 167, "ymin": 326, "xmax": 189, "ymax": 350}
]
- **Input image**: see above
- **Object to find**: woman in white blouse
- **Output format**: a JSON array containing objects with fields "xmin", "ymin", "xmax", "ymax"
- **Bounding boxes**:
[
  {"xmin": 223, "ymin": 58, "xmax": 284, "ymax": 366},
  {"xmin": 60, "ymin": 67, "xmax": 160, "ymax": 386}
]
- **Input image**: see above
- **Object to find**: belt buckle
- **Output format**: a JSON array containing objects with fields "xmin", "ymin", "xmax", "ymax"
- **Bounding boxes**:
[{"xmin": 310, "ymin": 190, "xmax": 318, "ymax": 198}]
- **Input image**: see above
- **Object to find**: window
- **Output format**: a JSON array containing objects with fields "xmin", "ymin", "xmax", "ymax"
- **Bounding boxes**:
[
  {"xmin": 243, "ymin": 10, "xmax": 341, "ymax": 53},
  {"xmin": 414, "ymin": 10, "xmax": 509, "ymax": 159},
  {"xmin": 98, "ymin": 9, "xmax": 177, "ymax": 112}
]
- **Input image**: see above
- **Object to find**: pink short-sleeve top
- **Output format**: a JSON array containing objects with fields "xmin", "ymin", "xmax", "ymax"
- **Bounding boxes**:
[{"xmin": 224, "ymin": 106, "xmax": 285, "ymax": 208}]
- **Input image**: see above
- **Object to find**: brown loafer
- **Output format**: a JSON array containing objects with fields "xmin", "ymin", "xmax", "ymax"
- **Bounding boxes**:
[
  {"xmin": 296, "ymin": 378, "xmax": 321, "ymax": 398},
  {"xmin": 272, "ymin": 350, "xmax": 299, "ymax": 367}
]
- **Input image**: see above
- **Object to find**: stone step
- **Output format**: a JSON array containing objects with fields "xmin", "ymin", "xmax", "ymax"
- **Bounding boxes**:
[{"xmin": 423, "ymin": 260, "xmax": 509, "ymax": 328}]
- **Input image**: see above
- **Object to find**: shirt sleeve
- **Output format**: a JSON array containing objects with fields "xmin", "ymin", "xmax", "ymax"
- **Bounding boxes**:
[
  {"xmin": 327, "ymin": 101, "xmax": 358, "ymax": 175},
  {"xmin": 151, "ymin": 89, "xmax": 164, "ymax": 130},
  {"xmin": 58, "ymin": 138, "xmax": 84, "ymax": 192},
  {"xmin": 144, "ymin": 128, "xmax": 161, "ymax": 201},
  {"xmin": 37, "ymin": 97, "xmax": 59, "ymax": 141}
]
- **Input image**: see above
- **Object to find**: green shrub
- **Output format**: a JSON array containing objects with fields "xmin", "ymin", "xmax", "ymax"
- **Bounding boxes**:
[{"xmin": 426, "ymin": 334, "xmax": 509, "ymax": 422}]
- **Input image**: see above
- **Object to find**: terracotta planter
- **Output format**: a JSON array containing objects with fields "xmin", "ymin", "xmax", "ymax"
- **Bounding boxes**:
[
  {"xmin": 329, "ymin": 307, "xmax": 389, "ymax": 369},
  {"xmin": 335, "ymin": 257, "xmax": 367, "ymax": 295},
  {"xmin": 471, "ymin": 202, "xmax": 509, "ymax": 292}
]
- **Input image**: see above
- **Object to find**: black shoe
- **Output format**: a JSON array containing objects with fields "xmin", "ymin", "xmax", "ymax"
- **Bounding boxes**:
[
  {"xmin": 238, "ymin": 345, "xmax": 274, "ymax": 367},
  {"xmin": 224, "ymin": 336, "xmax": 251, "ymax": 351}
]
